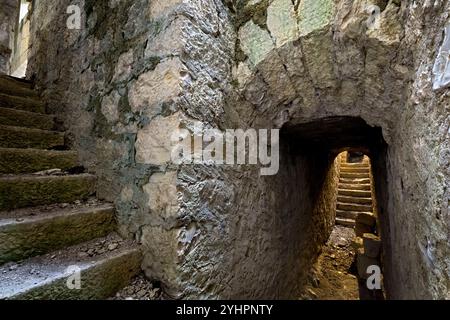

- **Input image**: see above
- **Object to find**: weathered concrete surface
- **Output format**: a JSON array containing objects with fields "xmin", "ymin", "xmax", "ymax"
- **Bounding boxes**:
[{"xmin": 25, "ymin": 0, "xmax": 450, "ymax": 300}]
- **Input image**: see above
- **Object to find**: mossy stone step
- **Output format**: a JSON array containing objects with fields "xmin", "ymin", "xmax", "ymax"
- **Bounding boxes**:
[
  {"xmin": 0, "ymin": 76, "xmax": 37, "ymax": 98},
  {"xmin": 0, "ymin": 125, "xmax": 64, "ymax": 149},
  {"xmin": 0, "ymin": 93, "xmax": 46, "ymax": 113},
  {"xmin": 0, "ymin": 148, "xmax": 78, "ymax": 174},
  {"xmin": 0, "ymin": 174, "xmax": 96, "ymax": 210},
  {"xmin": 0, "ymin": 234, "xmax": 141, "ymax": 300},
  {"xmin": 0, "ymin": 107, "xmax": 55, "ymax": 130},
  {"xmin": 0, "ymin": 204, "xmax": 115, "ymax": 264}
]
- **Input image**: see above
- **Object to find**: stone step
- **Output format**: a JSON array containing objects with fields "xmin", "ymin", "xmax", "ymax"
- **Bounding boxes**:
[
  {"xmin": 0, "ymin": 93, "xmax": 46, "ymax": 113},
  {"xmin": 337, "ymin": 195, "xmax": 373, "ymax": 205},
  {"xmin": 340, "ymin": 167, "xmax": 370, "ymax": 174},
  {"xmin": 0, "ymin": 233, "xmax": 141, "ymax": 300},
  {"xmin": 335, "ymin": 217, "xmax": 355, "ymax": 228},
  {"xmin": 339, "ymin": 178, "xmax": 371, "ymax": 185},
  {"xmin": 337, "ymin": 202, "xmax": 373, "ymax": 213},
  {"xmin": 340, "ymin": 172, "xmax": 370, "ymax": 179},
  {"xmin": 0, "ymin": 107, "xmax": 56, "ymax": 130},
  {"xmin": 0, "ymin": 125, "xmax": 65, "ymax": 149},
  {"xmin": 336, "ymin": 210, "xmax": 372, "ymax": 220},
  {"xmin": 0, "ymin": 76, "xmax": 37, "ymax": 98},
  {"xmin": 0, "ymin": 174, "xmax": 96, "ymax": 211},
  {"xmin": 336, "ymin": 210, "xmax": 359, "ymax": 220},
  {"xmin": 338, "ymin": 188, "xmax": 372, "ymax": 198},
  {"xmin": 340, "ymin": 162, "xmax": 369, "ymax": 168},
  {"xmin": 339, "ymin": 183, "xmax": 371, "ymax": 191},
  {"xmin": 0, "ymin": 204, "xmax": 115, "ymax": 264},
  {"xmin": 0, "ymin": 148, "xmax": 78, "ymax": 174}
]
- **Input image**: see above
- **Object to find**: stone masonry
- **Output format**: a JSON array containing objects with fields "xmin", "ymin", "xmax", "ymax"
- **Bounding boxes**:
[{"xmin": 8, "ymin": 0, "xmax": 449, "ymax": 299}]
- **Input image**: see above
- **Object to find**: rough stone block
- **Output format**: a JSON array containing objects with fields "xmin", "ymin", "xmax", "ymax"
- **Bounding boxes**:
[
  {"xmin": 356, "ymin": 212, "xmax": 376, "ymax": 228},
  {"xmin": 355, "ymin": 222, "xmax": 373, "ymax": 237},
  {"xmin": 357, "ymin": 248, "xmax": 379, "ymax": 279},
  {"xmin": 363, "ymin": 233, "xmax": 381, "ymax": 258},
  {"xmin": 129, "ymin": 58, "xmax": 184, "ymax": 113}
]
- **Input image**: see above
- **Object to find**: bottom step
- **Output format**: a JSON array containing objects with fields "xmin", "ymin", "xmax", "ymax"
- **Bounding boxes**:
[{"xmin": 0, "ymin": 233, "xmax": 141, "ymax": 300}]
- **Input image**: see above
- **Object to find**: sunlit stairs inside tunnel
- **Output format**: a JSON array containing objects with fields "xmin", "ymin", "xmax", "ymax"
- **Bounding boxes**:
[{"xmin": 335, "ymin": 152, "xmax": 374, "ymax": 228}]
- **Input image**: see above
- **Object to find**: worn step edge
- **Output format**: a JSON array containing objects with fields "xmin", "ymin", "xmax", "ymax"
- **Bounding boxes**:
[
  {"xmin": 336, "ymin": 210, "xmax": 359, "ymax": 220},
  {"xmin": 0, "ymin": 174, "xmax": 96, "ymax": 211},
  {"xmin": 338, "ymin": 189, "xmax": 372, "ymax": 198},
  {"xmin": 335, "ymin": 217, "xmax": 355, "ymax": 228},
  {"xmin": 0, "ymin": 204, "xmax": 115, "ymax": 264},
  {"xmin": 338, "ymin": 183, "xmax": 371, "ymax": 191},
  {"xmin": 0, "ymin": 148, "xmax": 78, "ymax": 174},
  {"xmin": 0, "ymin": 235, "xmax": 141, "ymax": 300},
  {"xmin": 340, "ymin": 167, "xmax": 370, "ymax": 173},
  {"xmin": 0, "ymin": 107, "xmax": 55, "ymax": 130},
  {"xmin": 0, "ymin": 93, "xmax": 45, "ymax": 114},
  {"xmin": 337, "ymin": 195, "xmax": 373, "ymax": 205},
  {"xmin": 340, "ymin": 172, "xmax": 370, "ymax": 179},
  {"xmin": 0, "ymin": 125, "xmax": 65, "ymax": 149},
  {"xmin": 339, "ymin": 178, "xmax": 371, "ymax": 185},
  {"xmin": 337, "ymin": 202, "xmax": 373, "ymax": 212}
]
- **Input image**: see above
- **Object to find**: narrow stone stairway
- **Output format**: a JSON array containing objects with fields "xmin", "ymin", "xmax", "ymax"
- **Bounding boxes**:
[
  {"xmin": 335, "ymin": 153, "xmax": 374, "ymax": 228},
  {"xmin": 0, "ymin": 75, "xmax": 141, "ymax": 299}
]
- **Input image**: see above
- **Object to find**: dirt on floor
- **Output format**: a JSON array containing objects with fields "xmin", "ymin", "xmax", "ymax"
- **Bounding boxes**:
[
  {"xmin": 111, "ymin": 274, "xmax": 162, "ymax": 300},
  {"xmin": 300, "ymin": 225, "xmax": 360, "ymax": 300}
]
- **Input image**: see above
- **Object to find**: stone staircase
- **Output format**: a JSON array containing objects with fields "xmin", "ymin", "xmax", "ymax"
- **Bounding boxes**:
[
  {"xmin": 335, "ymin": 153, "xmax": 374, "ymax": 228},
  {"xmin": 0, "ymin": 76, "xmax": 141, "ymax": 299}
]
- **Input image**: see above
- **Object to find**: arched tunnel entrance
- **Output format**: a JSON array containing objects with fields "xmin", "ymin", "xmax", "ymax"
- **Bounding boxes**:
[{"xmin": 280, "ymin": 116, "xmax": 389, "ymax": 300}]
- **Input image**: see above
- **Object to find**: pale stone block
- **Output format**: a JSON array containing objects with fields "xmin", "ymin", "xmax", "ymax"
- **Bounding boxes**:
[
  {"xmin": 238, "ymin": 21, "xmax": 274, "ymax": 66},
  {"xmin": 143, "ymin": 171, "xmax": 179, "ymax": 219},
  {"xmin": 267, "ymin": 0, "xmax": 298, "ymax": 47},
  {"xmin": 297, "ymin": 0, "xmax": 334, "ymax": 36},
  {"xmin": 145, "ymin": 17, "xmax": 185, "ymax": 58},
  {"xmin": 101, "ymin": 90, "xmax": 120, "ymax": 123},
  {"xmin": 129, "ymin": 58, "xmax": 184, "ymax": 113},
  {"xmin": 135, "ymin": 112, "xmax": 182, "ymax": 165},
  {"xmin": 113, "ymin": 50, "xmax": 133, "ymax": 82},
  {"xmin": 148, "ymin": 0, "xmax": 183, "ymax": 18}
]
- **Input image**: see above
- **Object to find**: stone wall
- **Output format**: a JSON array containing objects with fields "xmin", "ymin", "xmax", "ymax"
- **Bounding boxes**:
[
  {"xmin": 26, "ymin": 0, "xmax": 449, "ymax": 299},
  {"xmin": 0, "ymin": 0, "xmax": 18, "ymax": 74}
]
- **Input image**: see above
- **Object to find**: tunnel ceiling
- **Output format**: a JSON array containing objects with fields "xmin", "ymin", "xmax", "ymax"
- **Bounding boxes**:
[{"xmin": 282, "ymin": 117, "xmax": 386, "ymax": 154}]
